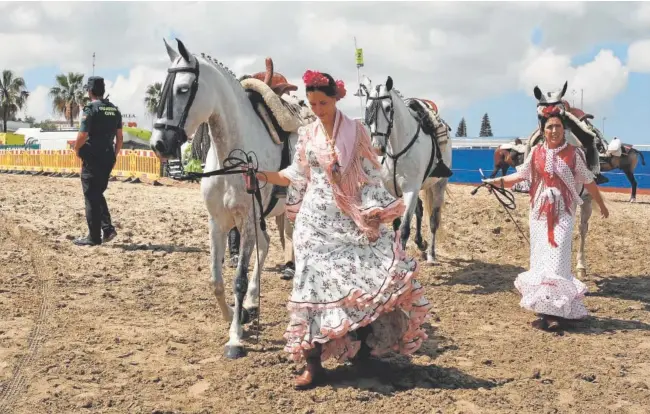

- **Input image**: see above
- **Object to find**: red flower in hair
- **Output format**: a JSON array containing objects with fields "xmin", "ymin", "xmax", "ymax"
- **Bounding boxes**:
[
  {"xmin": 302, "ymin": 70, "xmax": 329, "ymax": 87},
  {"xmin": 335, "ymin": 79, "xmax": 346, "ymax": 100},
  {"xmin": 542, "ymin": 105, "xmax": 562, "ymax": 117}
]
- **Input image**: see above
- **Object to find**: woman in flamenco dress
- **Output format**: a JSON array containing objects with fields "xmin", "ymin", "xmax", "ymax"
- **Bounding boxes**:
[
  {"xmin": 255, "ymin": 69, "xmax": 432, "ymax": 389},
  {"xmin": 483, "ymin": 105, "xmax": 609, "ymax": 331}
]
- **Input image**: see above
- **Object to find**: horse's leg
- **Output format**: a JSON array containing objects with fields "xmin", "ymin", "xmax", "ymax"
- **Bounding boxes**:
[
  {"xmin": 209, "ymin": 216, "xmax": 233, "ymax": 322},
  {"xmin": 624, "ymin": 169, "xmax": 637, "ymax": 202},
  {"xmin": 490, "ymin": 164, "xmax": 501, "ymax": 179},
  {"xmin": 414, "ymin": 197, "xmax": 428, "ymax": 256},
  {"xmin": 224, "ymin": 213, "xmax": 258, "ymax": 359},
  {"xmin": 242, "ymin": 212, "xmax": 270, "ymax": 320},
  {"xmin": 426, "ymin": 179, "xmax": 447, "ymax": 265},
  {"xmin": 276, "ymin": 214, "xmax": 286, "ymax": 252},
  {"xmin": 576, "ymin": 197, "xmax": 593, "ymax": 279},
  {"xmin": 399, "ymin": 190, "xmax": 420, "ymax": 251}
]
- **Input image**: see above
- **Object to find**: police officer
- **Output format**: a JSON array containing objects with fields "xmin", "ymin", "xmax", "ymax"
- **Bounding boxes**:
[{"xmin": 72, "ymin": 76, "xmax": 123, "ymax": 246}]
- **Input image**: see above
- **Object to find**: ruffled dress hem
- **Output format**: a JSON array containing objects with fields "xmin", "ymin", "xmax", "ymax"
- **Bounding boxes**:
[{"xmin": 283, "ymin": 232, "xmax": 432, "ymax": 363}]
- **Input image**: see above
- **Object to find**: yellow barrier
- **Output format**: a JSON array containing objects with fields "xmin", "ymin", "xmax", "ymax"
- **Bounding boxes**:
[{"xmin": 0, "ymin": 149, "xmax": 161, "ymax": 180}]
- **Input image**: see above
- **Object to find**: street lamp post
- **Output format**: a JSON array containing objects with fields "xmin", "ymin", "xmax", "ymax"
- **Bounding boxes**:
[
  {"xmin": 580, "ymin": 89, "xmax": 583, "ymax": 109},
  {"xmin": 571, "ymin": 89, "xmax": 577, "ymax": 107}
]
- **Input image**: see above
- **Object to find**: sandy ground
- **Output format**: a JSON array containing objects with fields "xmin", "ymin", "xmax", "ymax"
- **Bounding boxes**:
[{"xmin": 1, "ymin": 173, "xmax": 649, "ymax": 414}]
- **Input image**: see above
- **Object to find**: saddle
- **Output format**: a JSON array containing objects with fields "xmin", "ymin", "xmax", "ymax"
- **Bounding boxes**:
[
  {"xmin": 239, "ymin": 58, "xmax": 313, "ymax": 201},
  {"xmin": 239, "ymin": 57, "xmax": 307, "ymax": 145},
  {"xmin": 404, "ymin": 98, "xmax": 452, "ymax": 179}
]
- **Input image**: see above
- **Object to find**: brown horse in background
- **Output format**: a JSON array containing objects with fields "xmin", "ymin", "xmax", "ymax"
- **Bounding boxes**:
[
  {"xmin": 564, "ymin": 102, "xmax": 647, "ymax": 202},
  {"xmin": 490, "ymin": 138, "xmax": 525, "ymax": 178}
]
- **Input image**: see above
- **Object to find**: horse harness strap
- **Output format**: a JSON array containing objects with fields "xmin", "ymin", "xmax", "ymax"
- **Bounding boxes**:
[
  {"xmin": 154, "ymin": 58, "xmax": 200, "ymax": 155},
  {"xmin": 382, "ymin": 122, "xmax": 423, "ymax": 198}
]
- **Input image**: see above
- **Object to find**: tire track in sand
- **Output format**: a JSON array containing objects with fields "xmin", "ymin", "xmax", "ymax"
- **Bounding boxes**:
[{"xmin": 0, "ymin": 216, "xmax": 53, "ymax": 413}]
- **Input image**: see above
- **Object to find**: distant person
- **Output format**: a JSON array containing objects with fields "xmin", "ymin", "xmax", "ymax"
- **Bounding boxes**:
[
  {"xmin": 72, "ymin": 76, "xmax": 122, "ymax": 246},
  {"xmin": 606, "ymin": 136, "xmax": 622, "ymax": 157}
]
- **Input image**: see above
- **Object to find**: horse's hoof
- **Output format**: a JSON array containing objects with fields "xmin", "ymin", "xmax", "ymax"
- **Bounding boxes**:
[
  {"xmin": 630, "ymin": 198, "xmax": 636, "ymax": 203},
  {"xmin": 426, "ymin": 255, "xmax": 439, "ymax": 266},
  {"xmin": 224, "ymin": 345, "xmax": 247, "ymax": 359},
  {"xmin": 420, "ymin": 251, "xmax": 427, "ymax": 261},
  {"xmin": 241, "ymin": 307, "xmax": 259, "ymax": 325},
  {"xmin": 576, "ymin": 268, "xmax": 586, "ymax": 279},
  {"xmin": 416, "ymin": 241, "xmax": 429, "ymax": 252}
]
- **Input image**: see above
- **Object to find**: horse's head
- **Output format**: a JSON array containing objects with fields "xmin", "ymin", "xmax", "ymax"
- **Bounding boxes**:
[
  {"xmin": 533, "ymin": 81, "xmax": 568, "ymax": 108},
  {"xmin": 529, "ymin": 81, "xmax": 600, "ymax": 175},
  {"xmin": 150, "ymin": 38, "xmax": 216, "ymax": 159},
  {"xmin": 364, "ymin": 76, "xmax": 397, "ymax": 155}
]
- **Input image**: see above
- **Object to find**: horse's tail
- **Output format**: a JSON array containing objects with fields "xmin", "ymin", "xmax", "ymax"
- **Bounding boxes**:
[
  {"xmin": 636, "ymin": 148, "xmax": 646, "ymax": 166},
  {"xmin": 420, "ymin": 186, "xmax": 435, "ymax": 225}
]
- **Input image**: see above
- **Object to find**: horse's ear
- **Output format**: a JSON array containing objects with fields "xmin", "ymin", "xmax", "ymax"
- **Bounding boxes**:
[
  {"xmin": 361, "ymin": 75, "xmax": 372, "ymax": 90},
  {"xmin": 164, "ymin": 38, "xmax": 179, "ymax": 62},
  {"xmin": 559, "ymin": 81, "xmax": 568, "ymax": 99},
  {"xmin": 176, "ymin": 38, "xmax": 191, "ymax": 62},
  {"xmin": 386, "ymin": 76, "xmax": 393, "ymax": 92},
  {"xmin": 533, "ymin": 86, "xmax": 542, "ymax": 101}
]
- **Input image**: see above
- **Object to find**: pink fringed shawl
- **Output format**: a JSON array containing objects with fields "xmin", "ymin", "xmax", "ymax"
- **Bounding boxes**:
[{"xmin": 288, "ymin": 110, "xmax": 404, "ymax": 240}]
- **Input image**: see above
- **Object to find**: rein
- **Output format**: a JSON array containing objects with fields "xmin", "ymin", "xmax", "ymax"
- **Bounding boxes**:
[
  {"xmin": 471, "ymin": 170, "xmax": 530, "ymax": 246},
  {"xmin": 169, "ymin": 149, "xmax": 266, "ymax": 340}
]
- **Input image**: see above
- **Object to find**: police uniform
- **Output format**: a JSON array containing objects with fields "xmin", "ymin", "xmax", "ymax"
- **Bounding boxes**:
[{"xmin": 74, "ymin": 76, "xmax": 122, "ymax": 246}]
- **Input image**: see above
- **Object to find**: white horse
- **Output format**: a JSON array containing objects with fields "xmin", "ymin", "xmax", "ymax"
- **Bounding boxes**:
[
  {"xmin": 524, "ymin": 81, "xmax": 602, "ymax": 278},
  {"xmin": 150, "ymin": 39, "xmax": 301, "ymax": 359},
  {"xmin": 363, "ymin": 76, "xmax": 453, "ymax": 265}
]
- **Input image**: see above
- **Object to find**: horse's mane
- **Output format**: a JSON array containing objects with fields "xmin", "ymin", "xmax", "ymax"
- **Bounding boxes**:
[{"xmin": 197, "ymin": 52, "xmax": 244, "ymax": 91}]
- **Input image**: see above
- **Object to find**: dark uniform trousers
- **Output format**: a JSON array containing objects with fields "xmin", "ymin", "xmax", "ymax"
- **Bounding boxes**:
[{"xmin": 80, "ymin": 147, "xmax": 116, "ymax": 243}]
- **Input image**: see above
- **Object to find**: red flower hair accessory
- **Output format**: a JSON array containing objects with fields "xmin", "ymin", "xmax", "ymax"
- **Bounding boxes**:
[
  {"xmin": 335, "ymin": 79, "xmax": 346, "ymax": 100},
  {"xmin": 302, "ymin": 70, "xmax": 329, "ymax": 87}
]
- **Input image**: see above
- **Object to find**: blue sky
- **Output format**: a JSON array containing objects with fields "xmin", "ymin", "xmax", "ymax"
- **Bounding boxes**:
[{"xmin": 443, "ymin": 42, "xmax": 649, "ymax": 144}]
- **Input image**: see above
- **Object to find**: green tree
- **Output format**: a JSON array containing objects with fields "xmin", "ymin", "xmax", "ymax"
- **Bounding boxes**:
[
  {"xmin": 0, "ymin": 69, "xmax": 30, "ymax": 132},
  {"xmin": 455, "ymin": 117, "xmax": 467, "ymax": 137},
  {"xmin": 479, "ymin": 113, "xmax": 493, "ymax": 137},
  {"xmin": 144, "ymin": 82, "xmax": 163, "ymax": 118},
  {"xmin": 49, "ymin": 72, "xmax": 89, "ymax": 127}
]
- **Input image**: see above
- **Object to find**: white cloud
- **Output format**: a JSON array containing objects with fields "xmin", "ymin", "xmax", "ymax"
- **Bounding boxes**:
[
  {"xmin": 104, "ymin": 66, "xmax": 168, "ymax": 127},
  {"xmin": 628, "ymin": 39, "xmax": 650, "ymax": 73},
  {"xmin": 3, "ymin": 1, "xmax": 650, "ymax": 124},
  {"xmin": 518, "ymin": 47, "xmax": 628, "ymax": 109},
  {"xmin": 17, "ymin": 86, "xmax": 54, "ymax": 121}
]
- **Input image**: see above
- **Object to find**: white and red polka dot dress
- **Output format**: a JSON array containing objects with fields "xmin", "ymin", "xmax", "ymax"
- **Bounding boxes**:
[{"xmin": 511, "ymin": 142, "xmax": 595, "ymax": 320}]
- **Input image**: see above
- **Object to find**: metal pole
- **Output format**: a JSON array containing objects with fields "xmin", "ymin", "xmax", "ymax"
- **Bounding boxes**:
[
  {"xmin": 354, "ymin": 37, "xmax": 364, "ymax": 119},
  {"xmin": 92, "ymin": 52, "xmax": 95, "ymax": 76},
  {"xmin": 580, "ymin": 89, "xmax": 583, "ymax": 109},
  {"xmin": 602, "ymin": 117, "xmax": 606, "ymax": 136}
]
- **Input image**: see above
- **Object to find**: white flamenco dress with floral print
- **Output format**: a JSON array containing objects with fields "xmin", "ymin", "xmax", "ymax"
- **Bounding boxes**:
[
  {"xmin": 280, "ymin": 110, "xmax": 432, "ymax": 363},
  {"xmin": 511, "ymin": 142, "xmax": 595, "ymax": 320}
]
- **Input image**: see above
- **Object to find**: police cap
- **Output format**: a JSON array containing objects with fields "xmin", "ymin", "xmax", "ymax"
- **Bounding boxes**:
[{"xmin": 84, "ymin": 76, "xmax": 105, "ymax": 92}]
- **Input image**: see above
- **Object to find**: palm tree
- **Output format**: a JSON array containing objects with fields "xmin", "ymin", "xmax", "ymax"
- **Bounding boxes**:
[
  {"xmin": 0, "ymin": 70, "xmax": 30, "ymax": 133},
  {"xmin": 144, "ymin": 82, "xmax": 162, "ymax": 123},
  {"xmin": 49, "ymin": 72, "xmax": 88, "ymax": 127}
]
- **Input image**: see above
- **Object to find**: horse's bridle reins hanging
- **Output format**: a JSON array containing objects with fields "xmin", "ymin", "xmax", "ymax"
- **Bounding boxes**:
[{"xmin": 154, "ymin": 58, "xmax": 200, "ymax": 155}]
